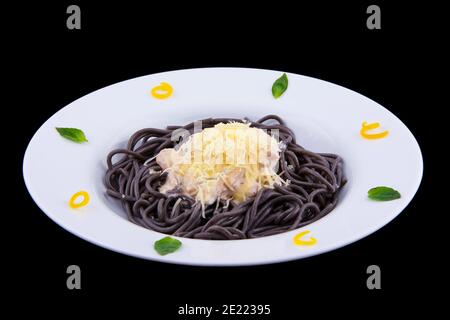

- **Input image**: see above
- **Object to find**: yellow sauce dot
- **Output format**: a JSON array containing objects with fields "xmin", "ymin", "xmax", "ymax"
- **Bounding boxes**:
[
  {"xmin": 69, "ymin": 191, "xmax": 90, "ymax": 209},
  {"xmin": 151, "ymin": 82, "xmax": 173, "ymax": 99},
  {"xmin": 360, "ymin": 121, "xmax": 389, "ymax": 139},
  {"xmin": 293, "ymin": 230, "xmax": 317, "ymax": 246}
]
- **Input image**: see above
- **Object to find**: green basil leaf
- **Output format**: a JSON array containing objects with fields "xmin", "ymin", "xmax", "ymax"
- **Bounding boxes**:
[
  {"xmin": 368, "ymin": 186, "xmax": 401, "ymax": 201},
  {"xmin": 154, "ymin": 236, "xmax": 182, "ymax": 255},
  {"xmin": 272, "ymin": 73, "xmax": 288, "ymax": 98},
  {"xmin": 55, "ymin": 127, "xmax": 88, "ymax": 143}
]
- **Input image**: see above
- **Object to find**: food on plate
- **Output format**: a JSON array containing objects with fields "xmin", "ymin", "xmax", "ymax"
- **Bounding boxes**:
[{"xmin": 105, "ymin": 115, "xmax": 346, "ymax": 240}]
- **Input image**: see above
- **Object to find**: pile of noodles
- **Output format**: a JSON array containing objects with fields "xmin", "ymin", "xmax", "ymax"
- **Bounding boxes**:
[{"xmin": 105, "ymin": 115, "xmax": 346, "ymax": 239}]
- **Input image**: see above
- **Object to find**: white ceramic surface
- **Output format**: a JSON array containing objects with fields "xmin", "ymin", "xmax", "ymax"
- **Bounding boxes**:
[{"xmin": 23, "ymin": 68, "xmax": 423, "ymax": 266}]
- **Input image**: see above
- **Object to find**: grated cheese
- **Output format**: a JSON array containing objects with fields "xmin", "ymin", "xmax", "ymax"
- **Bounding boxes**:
[{"xmin": 155, "ymin": 122, "xmax": 283, "ymax": 207}]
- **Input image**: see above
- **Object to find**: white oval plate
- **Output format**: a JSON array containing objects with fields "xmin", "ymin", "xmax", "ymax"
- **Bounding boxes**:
[{"xmin": 23, "ymin": 68, "xmax": 423, "ymax": 266}]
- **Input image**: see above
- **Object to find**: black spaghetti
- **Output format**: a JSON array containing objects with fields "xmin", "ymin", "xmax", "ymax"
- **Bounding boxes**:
[{"xmin": 104, "ymin": 115, "xmax": 346, "ymax": 239}]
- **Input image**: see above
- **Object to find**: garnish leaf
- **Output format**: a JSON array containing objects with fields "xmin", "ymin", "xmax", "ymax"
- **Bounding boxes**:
[
  {"xmin": 55, "ymin": 127, "xmax": 88, "ymax": 143},
  {"xmin": 368, "ymin": 186, "xmax": 401, "ymax": 201},
  {"xmin": 154, "ymin": 236, "xmax": 182, "ymax": 255},
  {"xmin": 272, "ymin": 73, "xmax": 288, "ymax": 98}
]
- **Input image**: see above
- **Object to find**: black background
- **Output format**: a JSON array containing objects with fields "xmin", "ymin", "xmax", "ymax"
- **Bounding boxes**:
[{"xmin": 8, "ymin": 1, "xmax": 441, "ymax": 317}]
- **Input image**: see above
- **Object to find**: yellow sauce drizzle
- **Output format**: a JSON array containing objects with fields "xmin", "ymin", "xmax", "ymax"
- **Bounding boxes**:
[
  {"xmin": 151, "ymin": 82, "xmax": 173, "ymax": 99},
  {"xmin": 360, "ymin": 121, "xmax": 389, "ymax": 139},
  {"xmin": 69, "ymin": 191, "xmax": 90, "ymax": 209},
  {"xmin": 293, "ymin": 230, "xmax": 317, "ymax": 246}
]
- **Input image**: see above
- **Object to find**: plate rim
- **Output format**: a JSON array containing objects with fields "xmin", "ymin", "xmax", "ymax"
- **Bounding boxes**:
[{"xmin": 22, "ymin": 67, "xmax": 424, "ymax": 266}]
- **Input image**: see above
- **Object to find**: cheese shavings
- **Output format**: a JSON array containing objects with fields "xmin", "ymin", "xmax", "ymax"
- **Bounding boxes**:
[{"xmin": 154, "ymin": 122, "xmax": 283, "ymax": 211}]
